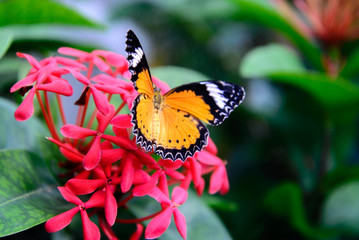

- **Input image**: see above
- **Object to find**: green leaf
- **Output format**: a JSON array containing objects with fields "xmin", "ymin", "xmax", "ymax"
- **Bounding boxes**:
[
  {"xmin": 228, "ymin": 0, "xmax": 323, "ymax": 70},
  {"xmin": 0, "ymin": 98, "xmax": 59, "ymax": 163},
  {"xmin": 265, "ymin": 182, "xmax": 334, "ymax": 239},
  {"xmin": 0, "ymin": 98, "xmax": 46, "ymax": 149},
  {"xmin": 341, "ymin": 47, "xmax": 359, "ymax": 77},
  {"xmin": 0, "ymin": 0, "xmax": 99, "ymax": 27},
  {"xmin": 128, "ymin": 189, "xmax": 232, "ymax": 239},
  {"xmin": 152, "ymin": 66, "xmax": 210, "ymax": 88},
  {"xmin": 268, "ymin": 72, "xmax": 359, "ymax": 114},
  {"xmin": 322, "ymin": 181, "xmax": 359, "ymax": 234},
  {"xmin": 322, "ymin": 167, "xmax": 359, "ymax": 194},
  {"xmin": 0, "ymin": 149, "xmax": 70, "ymax": 237},
  {"xmin": 0, "ymin": 30, "xmax": 12, "ymax": 60},
  {"xmin": 240, "ymin": 44, "xmax": 305, "ymax": 78}
]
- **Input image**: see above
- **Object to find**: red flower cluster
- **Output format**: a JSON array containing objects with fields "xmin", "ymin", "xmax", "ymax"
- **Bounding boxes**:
[{"xmin": 11, "ymin": 47, "xmax": 230, "ymax": 240}]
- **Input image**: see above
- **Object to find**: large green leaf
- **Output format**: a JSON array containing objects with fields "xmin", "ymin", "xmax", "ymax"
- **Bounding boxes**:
[
  {"xmin": 0, "ymin": 0, "xmax": 99, "ymax": 27},
  {"xmin": 0, "ymin": 30, "xmax": 12, "ymax": 60},
  {"xmin": 228, "ymin": 0, "xmax": 323, "ymax": 70},
  {"xmin": 268, "ymin": 72, "xmax": 359, "ymax": 114},
  {"xmin": 265, "ymin": 182, "xmax": 334, "ymax": 239},
  {"xmin": 240, "ymin": 45, "xmax": 359, "ymax": 114},
  {"xmin": 322, "ymin": 181, "xmax": 359, "ymax": 234},
  {"xmin": 240, "ymin": 44, "xmax": 305, "ymax": 78},
  {"xmin": 128, "ymin": 189, "xmax": 232, "ymax": 239},
  {"xmin": 0, "ymin": 149, "xmax": 70, "ymax": 237},
  {"xmin": 0, "ymin": 98, "xmax": 51, "ymax": 157},
  {"xmin": 341, "ymin": 47, "xmax": 359, "ymax": 78},
  {"xmin": 152, "ymin": 66, "xmax": 210, "ymax": 88}
]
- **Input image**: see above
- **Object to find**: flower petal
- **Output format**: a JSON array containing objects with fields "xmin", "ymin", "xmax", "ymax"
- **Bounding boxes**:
[
  {"xmin": 110, "ymin": 114, "xmax": 133, "ymax": 128},
  {"xmin": 101, "ymin": 134, "xmax": 137, "ymax": 151},
  {"xmin": 55, "ymin": 56, "xmax": 87, "ymax": 70},
  {"xmin": 189, "ymin": 158, "xmax": 202, "ymax": 188},
  {"xmin": 14, "ymin": 88, "xmax": 36, "ymax": 121},
  {"xmin": 219, "ymin": 166, "xmax": 230, "ymax": 195},
  {"xmin": 83, "ymin": 136, "xmax": 102, "ymax": 170},
  {"xmin": 10, "ymin": 73, "xmax": 37, "ymax": 93},
  {"xmin": 58, "ymin": 187, "xmax": 83, "ymax": 205},
  {"xmin": 66, "ymin": 179, "xmax": 105, "ymax": 195},
  {"xmin": 37, "ymin": 80, "xmax": 73, "ymax": 96},
  {"xmin": 93, "ymin": 56, "xmax": 111, "ymax": 73},
  {"xmin": 101, "ymin": 148, "xmax": 124, "ymax": 165},
  {"xmin": 45, "ymin": 207, "xmax": 79, "ymax": 233},
  {"xmin": 133, "ymin": 171, "xmax": 162, "ymax": 197},
  {"xmin": 90, "ymin": 86, "xmax": 111, "ymax": 116},
  {"xmin": 171, "ymin": 187, "xmax": 188, "ymax": 205},
  {"xmin": 58, "ymin": 47, "xmax": 90, "ymax": 58},
  {"xmin": 121, "ymin": 153, "xmax": 135, "ymax": 193},
  {"xmin": 59, "ymin": 143, "xmax": 84, "ymax": 163},
  {"xmin": 85, "ymin": 190, "xmax": 106, "ymax": 208},
  {"xmin": 209, "ymin": 164, "xmax": 227, "ymax": 195},
  {"xmin": 145, "ymin": 207, "xmax": 173, "ymax": 240},
  {"xmin": 80, "ymin": 210, "xmax": 101, "ymax": 240},
  {"xmin": 159, "ymin": 159, "xmax": 183, "ymax": 170},
  {"xmin": 17, "ymin": 52, "xmax": 41, "ymax": 69},
  {"xmin": 173, "ymin": 209, "xmax": 187, "ymax": 239},
  {"xmin": 196, "ymin": 150, "xmax": 222, "ymax": 166},
  {"xmin": 148, "ymin": 186, "xmax": 171, "ymax": 205},
  {"xmin": 205, "ymin": 137, "xmax": 218, "ymax": 155},
  {"xmin": 105, "ymin": 185, "xmax": 117, "ymax": 226},
  {"xmin": 132, "ymin": 150, "xmax": 160, "ymax": 170},
  {"xmin": 133, "ymin": 169, "xmax": 151, "ymax": 185},
  {"xmin": 61, "ymin": 124, "xmax": 97, "ymax": 139},
  {"xmin": 165, "ymin": 170, "xmax": 185, "ymax": 180}
]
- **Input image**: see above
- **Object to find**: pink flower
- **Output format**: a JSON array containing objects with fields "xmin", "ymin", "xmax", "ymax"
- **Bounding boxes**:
[
  {"xmin": 71, "ymin": 71, "xmax": 112, "ymax": 116},
  {"xmin": 60, "ymin": 105, "xmax": 136, "ymax": 170},
  {"xmin": 10, "ymin": 53, "xmax": 74, "ymax": 121},
  {"xmin": 58, "ymin": 47, "xmax": 130, "ymax": 77},
  {"xmin": 65, "ymin": 166, "xmax": 121, "ymax": 225},
  {"xmin": 145, "ymin": 186, "xmax": 188, "ymax": 239},
  {"xmin": 45, "ymin": 187, "xmax": 105, "ymax": 240}
]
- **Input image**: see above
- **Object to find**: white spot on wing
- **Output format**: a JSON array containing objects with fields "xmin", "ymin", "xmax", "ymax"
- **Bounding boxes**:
[
  {"xmin": 130, "ymin": 47, "xmax": 143, "ymax": 68},
  {"xmin": 201, "ymin": 82, "xmax": 228, "ymax": 109}
]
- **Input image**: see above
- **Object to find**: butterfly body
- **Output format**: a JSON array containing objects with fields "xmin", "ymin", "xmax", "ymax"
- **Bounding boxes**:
[{"xmin": 126, "ymin": 30, "xmax": 245, "ymax": 161}]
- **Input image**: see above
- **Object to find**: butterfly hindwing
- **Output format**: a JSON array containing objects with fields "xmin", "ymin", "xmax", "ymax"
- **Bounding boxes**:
[
  {"xmin": 155, "ymin": 107, "xmax": 209, "ymax": 161},
  {"xmin": 164, "ymin": 80, "xmax": 245, "ymax": 126},
  {"xmin": 125, "ymin": 30, "xmax": 154, "ymax": 96},
  {"xmin": 131, "ymin": 93, "xmax": 209, "ymax": 161}
]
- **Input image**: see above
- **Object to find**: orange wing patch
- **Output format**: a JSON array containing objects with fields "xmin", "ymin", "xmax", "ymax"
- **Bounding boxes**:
[
  {"xmin": 131, "ymin": 94, "xmax": 155, "ymax": 152},
  {"xmin": 164, "ymin": 90, "xmax": 214, "ymax": 124},
  {"xmin": 135, "ymin": 69, "xmax": 154, "ymax": 96},
  {"xmin": 155, "ymin": 106, "xmax": 209, "ymax": 161}
]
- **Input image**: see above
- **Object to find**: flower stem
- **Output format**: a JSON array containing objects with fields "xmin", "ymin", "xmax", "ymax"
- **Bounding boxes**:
[
  {"xmin": 44, "ymin": 91, "xmax": 60, "ymax": 141},
  {"xmin": 116, "ymin": 210, "xmax": 163, "ymax": 224},
  {"xmin": 56, "ymin": 94, "xmax": 67, "ymax": 125},
  {"xmin": 36, "ymin": 90, "xmax": 59, "ymax": 140}
]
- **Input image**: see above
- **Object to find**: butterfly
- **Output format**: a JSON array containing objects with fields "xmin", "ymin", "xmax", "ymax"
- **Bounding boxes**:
[{"xmin": 126, "ymin": 30, "xmax": 245, "ymax": 161}]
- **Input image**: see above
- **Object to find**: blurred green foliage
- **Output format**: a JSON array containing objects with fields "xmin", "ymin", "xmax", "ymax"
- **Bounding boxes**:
[{"xmin": 2, "ymin": 0, "xmax": 359, "ymax": 239}]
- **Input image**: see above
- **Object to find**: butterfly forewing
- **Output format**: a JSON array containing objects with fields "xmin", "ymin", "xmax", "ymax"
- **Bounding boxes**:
[
  {"xmin": 164, "ymin": 81, "xmax": 245, "ymax": 126},
  {"xmin": 131, "ymin": 94, "xmax": 155, "ymax": 152},
  {"xmin": 126, "ymin": 30, "xmax": 154, "ymax": 96}
]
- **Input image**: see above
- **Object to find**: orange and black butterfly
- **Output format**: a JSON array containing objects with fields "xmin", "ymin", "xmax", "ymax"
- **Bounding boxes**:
[{"xmin": 126, "ymin": 30, "xmax": 245, "ymax": 161}]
